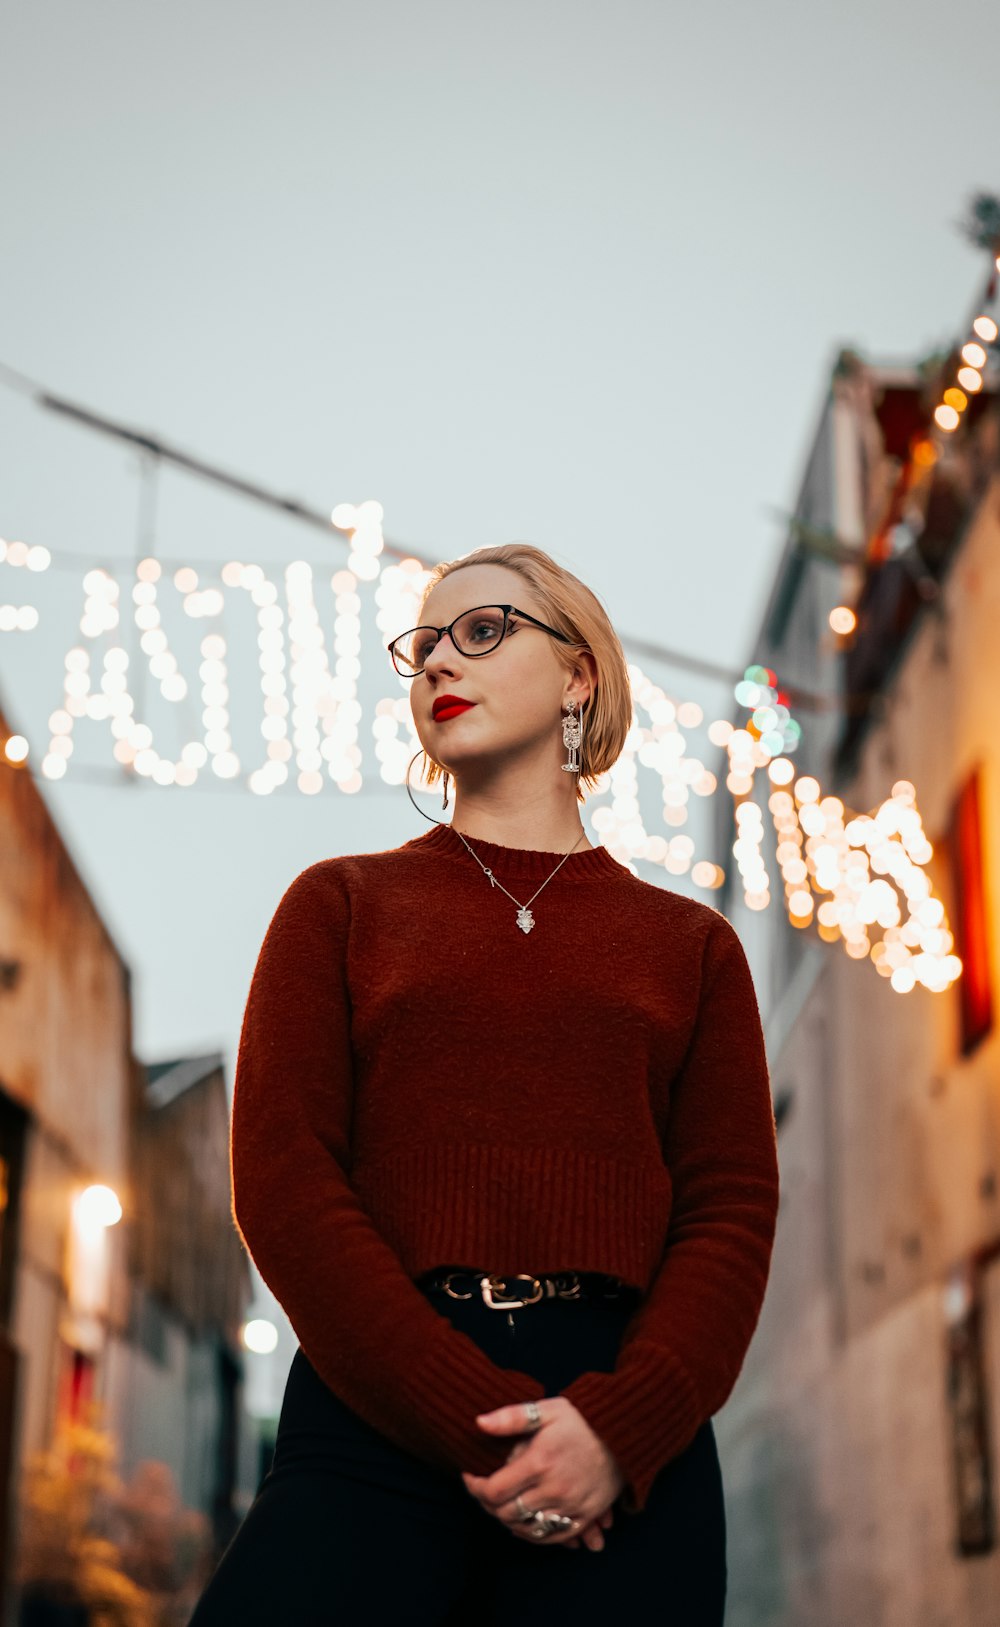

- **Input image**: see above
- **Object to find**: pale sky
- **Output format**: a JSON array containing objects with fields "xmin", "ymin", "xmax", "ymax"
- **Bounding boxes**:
[{"xmin": 2, "ymin": 0, "xmax": 998, "ymax": 1074}]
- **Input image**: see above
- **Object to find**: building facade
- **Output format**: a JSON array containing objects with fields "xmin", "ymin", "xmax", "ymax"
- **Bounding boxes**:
[
  {"xmin": 714, "ymin": 348, "xmax": 1000, "ymax": 1625},
  {"xmin": 0, "ymin": 718, "xmax": 256, "ymax": 1615}
]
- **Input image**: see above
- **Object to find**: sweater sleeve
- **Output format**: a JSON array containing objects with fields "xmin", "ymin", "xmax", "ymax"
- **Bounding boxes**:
[
  {"xmin": 230, "ymin": 863, "xmax": 545, "ymax": 1480},
  {"xmin": 559, "ymin": 911, "xmax": 780, "ymax": 1515}
]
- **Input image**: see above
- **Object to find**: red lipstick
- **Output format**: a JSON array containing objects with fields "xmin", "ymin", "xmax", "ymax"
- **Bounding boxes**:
[{"xmin": 433, "ymin": 697, "xmax": 477, "ymax": 722}]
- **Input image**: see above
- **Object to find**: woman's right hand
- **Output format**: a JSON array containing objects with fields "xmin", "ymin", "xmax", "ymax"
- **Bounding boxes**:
[
  {"xmin": 502, "ymin": 1438, "xmax": 614, "ymax": 1551},
  {"xmin": 564, "ymin": 1505, "xmax": 614, "ymax": 1551}
]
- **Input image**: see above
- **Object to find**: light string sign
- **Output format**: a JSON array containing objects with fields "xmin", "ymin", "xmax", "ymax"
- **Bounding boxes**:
[
  {"xmin": 720, "ymin": 664, "xmax": 961, "ymax": 997},
  {"xmin": 0, "ymin": 510, "xmax": 960, "ymax": 993},
  {"xmin": 4, "ymin": 509, "xmax": 746, "ymax": 881}
]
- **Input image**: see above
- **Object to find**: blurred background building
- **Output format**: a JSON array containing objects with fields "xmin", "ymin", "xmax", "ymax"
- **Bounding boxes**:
[
  {"xmin": 715, "ymin": 344, "xmax": 1000, "ymax": 1624},
  {"xmin": 0, "ymin": 731, "xmax": 258, "ymax": 1619}
]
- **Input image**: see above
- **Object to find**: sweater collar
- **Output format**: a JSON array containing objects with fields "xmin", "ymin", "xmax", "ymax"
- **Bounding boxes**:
[{"xmin": 404, "ymin": 820, "xmax": 628, "ymax": 883}]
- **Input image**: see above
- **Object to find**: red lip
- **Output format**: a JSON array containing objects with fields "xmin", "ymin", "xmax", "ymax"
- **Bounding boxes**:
[{"xmin": 432, "ymin": 698, "xmax": 476, "ymax": 721}]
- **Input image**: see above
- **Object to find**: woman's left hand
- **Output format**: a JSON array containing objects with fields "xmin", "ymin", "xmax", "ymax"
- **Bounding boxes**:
[{"xmin": 461, "ymin": 1397, "xmax": 625, "ymax": 1544}]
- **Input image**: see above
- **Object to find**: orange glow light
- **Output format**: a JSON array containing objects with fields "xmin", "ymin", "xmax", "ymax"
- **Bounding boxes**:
[{"xmin": 829, "ymin": 605, "xmax": 857, "ymax": 635}]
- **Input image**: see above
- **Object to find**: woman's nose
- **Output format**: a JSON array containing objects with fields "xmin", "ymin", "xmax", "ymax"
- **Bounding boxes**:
[{"xmin": 422, "ymin": 631, "xmax": 462, "ymax": 674}]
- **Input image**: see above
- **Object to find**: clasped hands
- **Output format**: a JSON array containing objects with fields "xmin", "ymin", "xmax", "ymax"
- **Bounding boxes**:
[{"xmin": 460, "ymin": 1396, "xmax": 625, "ymax": 1551}]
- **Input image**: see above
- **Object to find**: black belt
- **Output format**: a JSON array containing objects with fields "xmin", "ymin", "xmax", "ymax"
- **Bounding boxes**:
[{"xmin": 419, "ymin": 1269, "xmax": 640, "ymax": 1309}]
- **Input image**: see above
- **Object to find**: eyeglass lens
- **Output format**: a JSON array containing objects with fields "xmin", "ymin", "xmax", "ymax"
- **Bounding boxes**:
[{"xmin": 392, "ymin": 606, "xmax": 507, "ymax": 674}]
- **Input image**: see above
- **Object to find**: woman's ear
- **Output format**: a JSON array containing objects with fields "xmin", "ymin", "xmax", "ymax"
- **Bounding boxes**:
[{"xmin": 578, "ymin": 649, "xmax": 598, "ymax": 701}]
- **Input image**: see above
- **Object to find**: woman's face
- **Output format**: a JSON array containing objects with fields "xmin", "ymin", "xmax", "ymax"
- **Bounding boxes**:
[{"xmin": 410, "ymin": 564, "xmax": 581, "ymax": 785}]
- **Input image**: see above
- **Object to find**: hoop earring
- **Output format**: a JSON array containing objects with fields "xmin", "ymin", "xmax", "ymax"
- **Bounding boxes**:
[
  {"xmin": 405, "ymin": 751, "xmax": 452, "ymax": 829},
  {"xmin": 561, "ymin": 699, "xmax": 584, "ymax": 774}
]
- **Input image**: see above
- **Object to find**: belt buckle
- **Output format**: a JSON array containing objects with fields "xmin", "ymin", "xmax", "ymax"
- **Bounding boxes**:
[{"xmin": 481, "ymin": 1273, "xmax": 543, "ymax": 1309}]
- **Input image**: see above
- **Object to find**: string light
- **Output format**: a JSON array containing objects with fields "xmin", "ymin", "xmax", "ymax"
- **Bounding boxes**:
[
  {"xmin": 0, "ymin": 536, "xmax": 48, "ymax": 629},
  {"xmin": 0, "ymin": 514, "xmax": 964, "ymax": 990},
  {"xmin": 931, "ymin": 280, "xmax": 998, "ymax": 435}
]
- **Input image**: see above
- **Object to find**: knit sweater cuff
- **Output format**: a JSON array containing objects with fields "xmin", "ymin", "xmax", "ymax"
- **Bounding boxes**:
[
  {"xmin": 560, "ymin": 1343, "xmax": 703, "ymax": 1515},
  {"xmin": 397, "ymin": 1333, "xmax": 548, "ymax": 1479}
]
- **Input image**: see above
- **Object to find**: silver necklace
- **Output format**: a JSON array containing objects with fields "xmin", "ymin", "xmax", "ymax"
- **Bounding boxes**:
[
  {"xmin": 449, "ymin": 825, "xmax": 588, "ymax": 933},
  {"xmin": 403, "ymin": 748, "xmax": 588, "ymax": 933}
]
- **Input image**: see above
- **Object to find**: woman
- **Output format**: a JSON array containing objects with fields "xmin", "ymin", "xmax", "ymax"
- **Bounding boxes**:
[{"xmin": 189, "ymin": 543, "xmax": 780, "ymax": 1624}]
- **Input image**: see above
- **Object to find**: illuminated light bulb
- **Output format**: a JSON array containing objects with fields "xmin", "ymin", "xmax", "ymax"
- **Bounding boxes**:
[
  {"xmin": 957, "ymin": 367, "xmax": 983, "ymax": 393},
  {"xmin": 331, "ymin": 503, "xmax": 357, "ymax": 530},
  {"xmin": 943, "ymin": 387, "xmax": 968, "ymax": 412},
  {"xmin": 890, "ymin": 965, "xmax": 916, "ymax": 994},
  {"xmin": 934, "ymin": 404, "xmax": 960, "ymax": 432},
  {"xmin": 767, "ymin": 758, "xmax": 796, "ymax": 790},
  {"xmin": 911, "ymin": 439, "xmax": 937, "ymax": 467},
  {"xmin": 829, "ymin": 606, "xmax": 857, "ymax": 635},
  {"xmin": 5, "ymin": 541, "xmax": 29, "ymax": 567},
  {"xmin": 676, "ymin": 701, "xmax": 702, "ymax": 728},
  {"xmin": 972, "ymin": 315, "xmax": 998, "ymax": 343},
  {"xmin": 41, "ymin": 754, "xmax": 67, "ymax": 779},
  {"xmin": 793, "ymin": 776, "xmax": 820, "ymax": 805},
  {"xmin": 961, "ymin": 342, "xmax": 987, "ymax": 369},
  {"xmin": 4, "ymin": 734, "xmax": 28, "ymax": 763},
  {"xmin": 244, "ymin": 1317, "xmax": 279, "ymax": 1355},
  {"xmin": 76, "ymin": 1183, "xmax": 122, "ymax": 1227},
  {"xmin": 26, "ymin": 545, "xmax": 51, "ymax": 571},
  {"xmin": 174, "ymin": 566, "xmax": 198, "ymax": 593},
  {"xmin": 707, "ymin": 719, "xmax": 733, "ymax": 747}
]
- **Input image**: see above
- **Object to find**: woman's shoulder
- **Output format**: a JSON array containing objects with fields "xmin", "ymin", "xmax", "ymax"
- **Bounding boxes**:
[
  {"xmin": 276, "ymin": 837, "xmax": 430, "ymax": 901},
  {"xmin": 626, "ymin": 870, "xmax": 732, "ymax": 935}
]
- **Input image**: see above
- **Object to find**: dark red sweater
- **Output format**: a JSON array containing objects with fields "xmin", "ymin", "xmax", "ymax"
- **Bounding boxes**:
[{"xmin": 230, "ymin": 822, "xmax": 780, "ymax": 1515}]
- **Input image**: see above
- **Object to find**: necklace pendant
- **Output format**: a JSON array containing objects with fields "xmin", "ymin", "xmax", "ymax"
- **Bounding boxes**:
[{"xmin": 516, "ymin": 907, "xmax": 535, "ymax": 934}]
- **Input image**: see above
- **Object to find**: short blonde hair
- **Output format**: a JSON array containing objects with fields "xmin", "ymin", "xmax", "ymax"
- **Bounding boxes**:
[{"xmin": 414, "ymin": 543, "xmax": 632, "ymax": 805}]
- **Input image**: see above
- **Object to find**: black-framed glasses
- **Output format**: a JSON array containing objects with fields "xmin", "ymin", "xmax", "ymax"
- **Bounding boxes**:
[{"xmin": 387, "ymin": 603, "xmax": 575, "ymax": 678}]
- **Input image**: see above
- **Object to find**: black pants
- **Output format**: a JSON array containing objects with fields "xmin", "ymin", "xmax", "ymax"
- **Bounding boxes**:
[{"xmin": 189, "ymin": 1277, "xmax": 727, "ymax": 1624}]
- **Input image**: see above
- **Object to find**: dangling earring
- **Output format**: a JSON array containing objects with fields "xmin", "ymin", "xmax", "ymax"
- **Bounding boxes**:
[
  {"xmin": 561, "ymin": 699, "xmax": 584, "ymax": 774},
  {"xmin": 441, "ymin": 769, "xmax": 450, "ymax": 809}
]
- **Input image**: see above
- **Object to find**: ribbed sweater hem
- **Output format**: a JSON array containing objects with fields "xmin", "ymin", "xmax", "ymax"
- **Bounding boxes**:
[{"xmin": 351, "ymin": 1142, "xmax": 674, "ymax": 1289}]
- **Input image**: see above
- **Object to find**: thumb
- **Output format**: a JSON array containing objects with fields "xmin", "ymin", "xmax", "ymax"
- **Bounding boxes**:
[{"xmin": 475, "ymin": 1407, "xmax": 522, "ymax": 1432}]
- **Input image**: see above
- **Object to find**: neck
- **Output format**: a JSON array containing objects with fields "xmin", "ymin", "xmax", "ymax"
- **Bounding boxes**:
[{"xmin": 447, "ymin": 790, "xmax": 592, "ymax": 854}]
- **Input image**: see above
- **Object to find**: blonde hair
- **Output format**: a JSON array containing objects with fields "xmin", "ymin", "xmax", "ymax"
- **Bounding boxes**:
[{"xmin": 414, "ymin": 543, "xmax": 632, "ymax": 805}]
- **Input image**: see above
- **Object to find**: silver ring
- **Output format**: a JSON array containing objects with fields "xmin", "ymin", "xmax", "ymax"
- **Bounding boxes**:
[
  {"xmin": 515, "ymin": 1495, "xmax": 534, "ymax": 1521},
  {"xmin": 529, "ymin": 1510, "xmax": 575, "ymax": 1536},
  {"xmin": 524, "ymin": 1400, "xmax": 542, "ymax": 1429}
]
